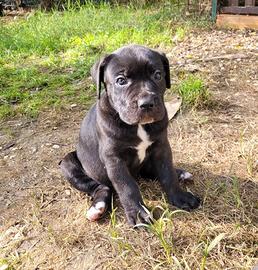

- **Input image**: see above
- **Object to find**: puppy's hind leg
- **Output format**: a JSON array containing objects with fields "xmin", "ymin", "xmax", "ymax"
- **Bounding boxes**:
[
  {"xmin": 176, "ymin": 168, "xmax": 193, "ymax": 182},
  {"xmin": 59, "ymin": 151, "xmax": 112, "ymax": 221}
]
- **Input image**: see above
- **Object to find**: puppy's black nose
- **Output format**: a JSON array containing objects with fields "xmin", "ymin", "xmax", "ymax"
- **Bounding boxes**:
[{"xmin": 138, "ymin": 96, "xmax": 155, "ymax": 110}]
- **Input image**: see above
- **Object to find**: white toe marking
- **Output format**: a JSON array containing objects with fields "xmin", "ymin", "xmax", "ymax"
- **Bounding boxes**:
[
  {"xmin": 95, "ymin": 201, "xmax": 106, "ymax": 211},
  {"xmin": 86, "ymin": 201, "xmax": 106, "ymax": 221},
  {"xmin": 135, "ymin": 125, "xmax": 153, "ymax": 163},
  {"xmin": 180, "ymin": 171, "xmax": 193, "ymax": 180}
]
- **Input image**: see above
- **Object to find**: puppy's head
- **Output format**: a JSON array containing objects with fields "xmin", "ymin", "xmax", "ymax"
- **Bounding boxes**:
[{"xmin": 91, "ymin": 45, "xmax": 171, "ymax": 125}]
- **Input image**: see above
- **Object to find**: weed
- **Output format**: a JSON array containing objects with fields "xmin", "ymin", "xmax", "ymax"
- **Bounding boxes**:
[
  {"xmin": 151, "ymin": 215, "xmax": 174, "ymax": 264},
  {"xmin": 231, "ymin": 176, "xmax": 243, "ymax": 208},
  {"xmin": 0, "ymin": 259, "xmax": 14, "ymax": 270},
  {"xmin": 143, "ymin": 208, "xmax": 187, "ymax": 266},
  {"xmin": 173, "ymin": 27, "xmax": 187, "ymax": 42},
  {"xmin": 239, "ymin": 129, "xmax": 257, "ymax": 177},
  {"xmin": 109, "ymin": 197, "xmax": 118, "ymax": 235},
  {"xmin": 200, "ymin": 233, "xmax": 225, "ymax": 270},
  {"xmin": 108, "ymin": 199, "xmax": 135, "ymax": 258},
  {"xmin": 172, "ymin": 75, "xmax": 210, "ymax": 108}
]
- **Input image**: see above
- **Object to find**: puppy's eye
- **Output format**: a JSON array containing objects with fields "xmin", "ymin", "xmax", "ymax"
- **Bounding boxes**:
[
  {"xmin": 154, "ymin": 71, "xmax": 162, "ymax": 81},
  {"xmin": 116, "ymin": 77, "xmax": 127, "ymax": 86}
]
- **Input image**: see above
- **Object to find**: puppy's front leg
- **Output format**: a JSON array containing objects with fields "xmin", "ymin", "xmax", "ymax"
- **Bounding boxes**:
[
  {"xmin": 105, "ymin": 157, "xmax": 151, "ymax": 226},
  {"xmin": 154, "ymin": 141, "xmax": 200, "ymax": 211}
]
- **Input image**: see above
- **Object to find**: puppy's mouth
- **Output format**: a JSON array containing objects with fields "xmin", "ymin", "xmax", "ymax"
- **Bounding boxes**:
[
  {"xmin": 138, "ymin": 111, "xmax": 155, "ymax": 125},
  {"xmin": 139, "ymin": 118, "xmax": 155, "ymax": 125},
  {"xmin": 119, "ymin": 108, "xmax": 165, "ymax": 125}
]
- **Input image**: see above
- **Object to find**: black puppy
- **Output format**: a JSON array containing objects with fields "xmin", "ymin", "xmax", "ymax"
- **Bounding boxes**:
[{"xmin": 60, "ymin": 45, "xmax": 200, "ymax": 226}]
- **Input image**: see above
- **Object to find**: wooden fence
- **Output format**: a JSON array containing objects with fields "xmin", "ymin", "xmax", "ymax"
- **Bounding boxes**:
[{"xmin": 220, "ymin": 0, "xmax": 258, "ymax": 15}]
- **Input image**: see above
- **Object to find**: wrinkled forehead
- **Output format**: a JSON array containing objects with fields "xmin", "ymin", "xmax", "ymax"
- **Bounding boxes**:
[{"xmin": 105, "ymin": 50, "xmax": 163, "ymax": 78}]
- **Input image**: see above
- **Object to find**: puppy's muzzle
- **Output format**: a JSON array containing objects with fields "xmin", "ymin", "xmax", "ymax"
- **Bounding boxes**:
[{"xmin": 138, "ymin": 94, "xmax": 159, "ymax": 111}]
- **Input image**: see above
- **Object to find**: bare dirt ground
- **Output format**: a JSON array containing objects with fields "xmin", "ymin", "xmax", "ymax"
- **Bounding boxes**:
[{"xmin": 0, "ymin": 29, "xmax": 257, "ymax": 270}]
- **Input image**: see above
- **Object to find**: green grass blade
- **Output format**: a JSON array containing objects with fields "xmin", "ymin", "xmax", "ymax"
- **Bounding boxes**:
[{"xmin": 206, "ymin": 233, "xmax": 225, "ymax": 254}]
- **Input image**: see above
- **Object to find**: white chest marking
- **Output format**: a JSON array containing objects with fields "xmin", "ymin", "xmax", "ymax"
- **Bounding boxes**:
[{"xmin": 135, "ymin": 125, "xmax": 153, "ymax": 163}]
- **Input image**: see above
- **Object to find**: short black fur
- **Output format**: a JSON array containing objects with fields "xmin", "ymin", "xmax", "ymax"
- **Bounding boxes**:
[{"xmin": 60, "ymin": 45, "xmax": 200, "ymax": 226}]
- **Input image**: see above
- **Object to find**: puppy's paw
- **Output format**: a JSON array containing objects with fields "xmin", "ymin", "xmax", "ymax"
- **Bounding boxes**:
[
  {"xmin": 125, "ymin": 203, "xmax": 153, "ymax": 227},
  {"xmin": 170, "ymin": 190, "xmax": 200, "ymax": 211},
  {"xmin": 86, "ymin": 201, "xmax": 107, "ymax": 221},
  {"xmin": 176, "ymin": 168, "xmax": 193, "ymax": 182}
]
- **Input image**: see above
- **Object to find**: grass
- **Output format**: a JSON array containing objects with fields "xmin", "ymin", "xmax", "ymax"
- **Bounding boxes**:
[
  {"xmin": 200, "ymin": 233, "xmax": 226, "ymax": 270},
  {"xmin": 0, "ymin": 2, "xmax": 211, "ymax": 119},
  {"xmin": 239, "ymin": 129, "xmax": 257, "ymax": 177},
  {"xmin": 0, "ymin": 258, "xmax": 14, "ymax": 270},
  {"xmin": 172, "ymin": 74, "xmax": 210, "ymax": 109}
]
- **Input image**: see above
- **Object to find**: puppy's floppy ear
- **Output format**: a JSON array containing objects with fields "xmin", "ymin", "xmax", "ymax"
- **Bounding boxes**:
[
  {"xmin": 159, "ymin": 52, "xmax": 171, "ymax": 89},
  {"xmin": 91, "ymin": 54, "xmax": 114, "ymax": 99}
]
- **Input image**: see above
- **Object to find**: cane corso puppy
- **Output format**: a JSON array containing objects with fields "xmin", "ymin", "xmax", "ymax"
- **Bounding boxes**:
[{"xmin": 60, "ymin": 45, "xmax": 200, "ymax": 226}]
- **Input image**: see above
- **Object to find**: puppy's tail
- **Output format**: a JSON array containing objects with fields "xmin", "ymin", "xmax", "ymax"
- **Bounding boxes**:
[{"xmin": 59, "ymin": 151, "xmax": 100, "ymax": 196}]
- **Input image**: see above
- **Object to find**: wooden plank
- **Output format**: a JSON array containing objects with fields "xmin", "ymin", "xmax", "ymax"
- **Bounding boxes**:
[
  {"xmin": 217, "ymin": 14, "xmax": 258, "ymax": 29},
  {"xmin": 221, "ymin": 6, "xmax": 258, "ymax": 14},
  {"xmin": 228, "ymin": 0, "xmax": 239, "ymax": 6},
  {"xmin": 245, "ymin": 0, "xmax": 255, "ymax": 6}
]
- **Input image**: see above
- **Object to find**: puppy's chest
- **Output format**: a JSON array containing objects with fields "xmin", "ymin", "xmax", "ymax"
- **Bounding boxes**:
[{"xmin": 134, "ymin": 125, "xmax": 153, "ymax": 163}]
